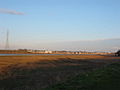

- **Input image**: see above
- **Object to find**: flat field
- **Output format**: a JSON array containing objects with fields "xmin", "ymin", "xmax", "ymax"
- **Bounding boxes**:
[{"xmin": 0, "ymin": 55, "xmax": 120, "ymax": 90}]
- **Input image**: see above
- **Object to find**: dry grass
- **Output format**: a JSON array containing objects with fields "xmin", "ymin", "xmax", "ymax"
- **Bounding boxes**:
[{"xmin": 0, "ymin": 55, "xmax": 119, "ymax": 69}]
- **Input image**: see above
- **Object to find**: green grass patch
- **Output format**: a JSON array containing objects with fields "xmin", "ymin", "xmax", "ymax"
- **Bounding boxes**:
[{"xmin": 46, "ymin": 63, "xmax": 120, "ymax": 90}]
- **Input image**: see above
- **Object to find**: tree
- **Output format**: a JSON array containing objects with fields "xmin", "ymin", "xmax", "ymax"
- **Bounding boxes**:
[{"xmin": 115, "ymin": 50, "xmax": 120, "ymax": 56}]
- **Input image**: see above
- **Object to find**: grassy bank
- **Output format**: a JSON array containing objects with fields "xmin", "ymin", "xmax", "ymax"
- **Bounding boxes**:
[{"xmin": 0, "ymin": 55, "xmax": 120, "ymax": 90}]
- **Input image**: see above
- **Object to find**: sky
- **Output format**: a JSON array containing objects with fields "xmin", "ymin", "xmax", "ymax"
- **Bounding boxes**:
[{"xmin": 0, "ymin": 0, "xmax": 120, "ymax": 51}]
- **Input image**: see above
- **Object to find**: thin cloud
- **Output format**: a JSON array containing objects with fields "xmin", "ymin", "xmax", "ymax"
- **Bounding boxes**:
[{"xmin": 0, "ymin": 8, "xmax": 24, "ymax": 15}]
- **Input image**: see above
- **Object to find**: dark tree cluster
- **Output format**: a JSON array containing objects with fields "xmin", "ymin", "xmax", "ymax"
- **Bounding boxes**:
[{"xmin": 115, "ymin": 50, "xmax": 120, "ymax": 56}]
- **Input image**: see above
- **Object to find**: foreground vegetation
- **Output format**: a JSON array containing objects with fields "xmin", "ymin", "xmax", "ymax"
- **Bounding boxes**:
[
  {"xmin": 46, "ymin": 63, "xmax": 120, "ymax": 90},
  {"xmin": 0, "ymin": 55, "xmax": 119, "ymax": 90}
]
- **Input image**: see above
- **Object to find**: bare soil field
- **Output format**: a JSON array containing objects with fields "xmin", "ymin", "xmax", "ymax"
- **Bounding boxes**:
[{"xmin": 0, "ymin": 55, "xmax": 120, "ymax": 90}]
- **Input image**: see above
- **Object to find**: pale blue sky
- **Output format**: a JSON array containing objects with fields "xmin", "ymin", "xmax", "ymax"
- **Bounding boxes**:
[{"xmin": 0, "ymin": 0, "xmax": 120, "ymax": 51}]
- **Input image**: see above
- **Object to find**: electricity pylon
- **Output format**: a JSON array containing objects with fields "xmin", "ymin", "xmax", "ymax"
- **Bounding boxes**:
[{"xmin": 5, "ymin": 29, "xmax": 9, "ymax": 49}]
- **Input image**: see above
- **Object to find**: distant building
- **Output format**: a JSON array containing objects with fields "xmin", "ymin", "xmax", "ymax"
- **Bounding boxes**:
[
  {"xmin": 26, "ymin": 49, "xmax": 52, "ymax": 54},
  {"xmin": 45, "ymin": 51, "xmax": 52, "ymax": 54}
]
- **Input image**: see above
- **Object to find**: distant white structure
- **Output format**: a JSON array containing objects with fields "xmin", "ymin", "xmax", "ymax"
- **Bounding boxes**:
[
  {"xmin": 45, "ymin": 51, "xmax": 52, "ymax": 54},
  {"xmin": 26, "ymin": 49, "xmax": 52, "ymax": 54}
]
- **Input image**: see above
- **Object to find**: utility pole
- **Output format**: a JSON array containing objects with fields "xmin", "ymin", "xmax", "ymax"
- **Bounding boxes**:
[{"xmin": 5, "ymin": 29, "xmax": 9, "ymax": 49}]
